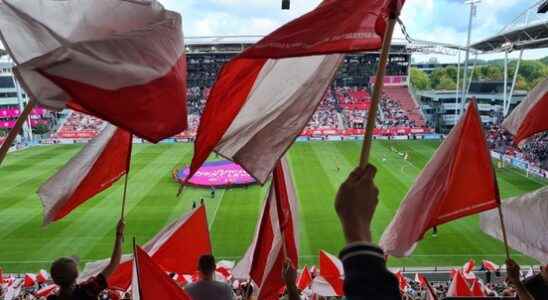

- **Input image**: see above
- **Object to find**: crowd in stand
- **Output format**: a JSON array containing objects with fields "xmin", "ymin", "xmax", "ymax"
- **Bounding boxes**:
[
  {"xmin": 377, "ymin": 95, "xmax": 417, "ymax": 129},
  {"xmin": 56, "ymin": 113, "xmax": 105, "ymax": 135},
  {"xmin": 486, "ymin": 124, "xmax": 548, "ymax": 170}
]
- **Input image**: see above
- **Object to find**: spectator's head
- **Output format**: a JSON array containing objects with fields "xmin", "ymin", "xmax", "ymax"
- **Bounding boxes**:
[
  {"xmin": 51, "ymin": 257, "xmax": 79, "ymax": 288},
  {"xmin": 198, "ymin": 255, "xmax": 216, "ymax": 279}
]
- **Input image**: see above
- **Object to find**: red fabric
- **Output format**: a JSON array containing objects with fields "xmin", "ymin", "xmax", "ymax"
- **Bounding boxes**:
[
  {"xmin": 470, "ymin": 279, "xmax": 487, "ymax": 297},
  {"xmin": 52, "ymin": 128, "xmax": 132, "ymax": 222},
  {"xmin": 24, "ymin": 274, "xmax": 36, "ymax": 288},
  {"xmin": 35, "ymin": 285, "xmax": 58, "ymax": 298},
  {"xmin": 463, "ymin": 259, "xmax": 475, "ymax": 274},
  {"xmin": 319, "ymin": 251, "xmax": 344, "ymax": 296},
  {"xmin": 482, "ymin": 260, "xmax": 498, "ymax": 272},
  {"xmin": 426, "ymin": 102, "xmax": 500, "ymax": 228},
  {"xmin": 297, "ymin": 266, "xmax": 312, "ymax": 290},
  {"xmin": 514, "ymin": 91, "xmax": 548, "ymax": 144},
  {"xmin": 447, "ymin": 271, "xmax": 472, "ymax": 297},
  {"xmin": 108, "ymin": 206, "xmax": 211, "ymax": 290},
  {"xmin": 190, "ymin": 58, "xmax": 266, "ymax": 181},
  {"xmin": 36, "ymin": 270, "xmax": 48, "ymax": 284},
  {"xmin": 240, "ymin": 0, "xmax": 405, "ymax": 59},
  {"xmin": 395, "ymin": 271, "xmax": 409, "ymax": 292},
  {"xmin": 133, "ymin": 246, "xmax": 191, "ymax": 300},
  {"xmin": 41, "ymin": 54, "xmax": 187, "ymax": 143},
  {"xmin": 190, "ymin": 0, "xmax": 407, "ymax": 180}
]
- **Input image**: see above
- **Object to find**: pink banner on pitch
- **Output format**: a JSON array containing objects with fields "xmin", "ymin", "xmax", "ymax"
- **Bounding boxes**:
[{"xmin": 176, "ymin": 160, "xmax": 256, "ymax": 188}]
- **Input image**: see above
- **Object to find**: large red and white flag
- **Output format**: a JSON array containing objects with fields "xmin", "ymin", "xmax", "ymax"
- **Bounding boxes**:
[
  {"xmin": 190, "ymin": 0, "xmax": 406, "ymax": 183},
  {"xmin": 310, "ymin": 250, "xmax": 344, "ymax": 297},
  {"xmin": 38, "ymin": 124, "xmax": 132, "ymax": 225},
  {"xmin": 380, "ymin": 101, "xmax": 500, "ymax": 256},
  {"xmin": 447, "ymin": 271, "xmax": 472, "ymax": 297},
  {"xmin": 0, "ymin": 0, "xmax": 187, "ymax": 142},
  {"xmin": 132, "ymin": 245, "xmax": 191, "ymax": 300},
  {"xmin": 232, "ymin": 158, "xmax": 299, "ymax": 299},
  {"xmin": 503, "ymin": 78, "xmax": 548, "ymax": 144},
  {"xmin": 80, "ymin": 205, "xmax": 211, "ymax": 290},
  {"xmin": 480, "ymin": 186, "xmax": 548, "ymax": 262}
]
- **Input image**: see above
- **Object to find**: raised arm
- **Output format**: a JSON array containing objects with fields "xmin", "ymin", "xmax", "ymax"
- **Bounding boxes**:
[
  {"xmin": 335, "ymin": 165, "xmax": 401, "ymax": 299},
  {"xmin": 101, "ymin": 219, "xmax": 125, "ymax": 279},
  {"xmin": 282, "ymin": 260, "xmax": 300, "ymax": 300},
  {"xmin": 507, "ymin": 259, "xmax": 535, "ymax": 300}
]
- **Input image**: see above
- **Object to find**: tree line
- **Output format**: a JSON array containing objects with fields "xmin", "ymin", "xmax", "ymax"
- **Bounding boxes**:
[{"xmin": 410, "ymin": 56, "xmax": 548, "ymax": 91}]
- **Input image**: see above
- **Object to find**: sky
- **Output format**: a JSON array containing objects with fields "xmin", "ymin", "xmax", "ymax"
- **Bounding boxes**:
[{"xmin": 160, "ymin": 0, "xmax": 548, "ymax": 63}]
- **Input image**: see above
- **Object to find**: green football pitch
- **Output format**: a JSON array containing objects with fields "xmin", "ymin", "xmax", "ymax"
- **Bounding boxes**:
[{"xmin": 0, "ymin": 140, "xmax": 546, "ymax": 273}]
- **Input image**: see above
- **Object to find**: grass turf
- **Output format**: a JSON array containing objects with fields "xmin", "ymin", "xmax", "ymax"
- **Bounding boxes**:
[{"xmin": 0, "ymin": 140, "xmax": 545, "ymax": 273}]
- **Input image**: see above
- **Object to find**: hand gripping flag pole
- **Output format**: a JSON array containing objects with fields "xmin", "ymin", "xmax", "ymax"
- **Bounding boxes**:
[
  {"xmin": 359, "ymin": 13, "xmax": 398, "ymax": 168},
  {"xmin": 0, "ymin": 99, "xmax": 35, "ymax": 167}
]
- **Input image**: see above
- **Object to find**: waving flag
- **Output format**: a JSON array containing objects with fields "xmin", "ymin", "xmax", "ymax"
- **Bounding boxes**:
[
  {"xmin": 470, "ymin": 279, "xmax": 487, "ymax": 297},
  {"xmin": 36, "ymin": 270, "xmax": 49, "ymax": 284},
  {"xmin": 233, "ymin": 158, "xmax": 299, "ymax": 299},
  {"xmin": 447, "ymin": 271, "xmax": 472, "ymax": 297},
  {"xmin": 35, "ymin": 285, "xmax": 58, "ymax": 298},
  {"xmin": 190, "ymin": 0, "xmax": 406, "ymax": 183},
  {"xmin": 482, "ymin": 260, "xmax": 499, "ymax": 272},
  {"xmin": 0, "ymin": 0, "xmax": 187, "ymax": 142},
  {"xmin": 380, "ymin": 101, "xmax": 500, "ymax": 256},
  {"xmin": 316, "ymin": 250, "xmax": 345, "ymax": 296},
  {"xmin": 480, "ymin": 186, "xmax": 548, "ymax": 262},
  {"xmin": 297, "ymin": 265, "xmax": 313, "ymax": 291},
  {"xmin": 23, "ymin": 274, "xmax": 36, "ymax": 288},
  {"xmin": 80, "ymin": 206, "xmax": 211, "ymax": 290},
  {"xmin": 38, "ymin": 124, "xmax": 132, "ymax": 225},
  {"xmin": 395, "ymin": 271, "xmax": 409, "ymax": 293},
  {"xmin": 503, "ymin": 78, "xmax": 548, "ymax": 144},
  {"xmin": 132, "ymin": 246, "xmax": 191, "ymax": 300},
  {"xmin": 463, "ymin": 259, "xmax": 475, "ymax": 274}
]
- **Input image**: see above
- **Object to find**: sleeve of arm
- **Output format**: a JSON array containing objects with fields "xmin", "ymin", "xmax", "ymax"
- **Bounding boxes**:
[{"xmin": 339, "ymin": 242, "xmax": 401, "ymax": 300}]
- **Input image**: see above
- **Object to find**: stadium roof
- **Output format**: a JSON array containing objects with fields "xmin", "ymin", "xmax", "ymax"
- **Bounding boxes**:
[{"xmin": 471, "ymin": 20, "xmax": 548, "ymax": 53}]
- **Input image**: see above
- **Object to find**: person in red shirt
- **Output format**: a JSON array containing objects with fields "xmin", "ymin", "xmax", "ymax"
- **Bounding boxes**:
[{"xmin": 47, "ymin": 219, "xmax": 125, "ymax": 300}]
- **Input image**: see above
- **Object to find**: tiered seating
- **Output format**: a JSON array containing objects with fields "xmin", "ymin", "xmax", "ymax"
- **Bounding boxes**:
[
  {"xmin": 54, "ymin": 112, "xmax": 106, "ymax": 139},
  {"xmin": 383, "ymin": 86, "xmax": 426, "ymax": 127}
]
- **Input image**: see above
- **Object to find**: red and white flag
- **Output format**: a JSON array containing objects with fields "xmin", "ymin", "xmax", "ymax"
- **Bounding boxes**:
[
  {"xmin": 35, "ymin": 285, "xmax": 58, "ymax": 298},
  {"xmin": 503, "ymin": 78, "xmax": 548, "ymax": 144},
  {"xmin": 447, "ymin": 270, "xmax": 472, "ymax": 297},
  {"xmin": 380, "ymin": 101, "xmax": 500, "ymax": 256},
  {"xmin": 482, "ymin": 260, "xmax": 499, "ymax": 272},
  {"xmin": 36, "ymin": 270, "xmax": 49, "ymax": 284},
  {"xmin": 23, "ymin": 274, "xmax": 36, "ymax": 288},
  {"xmin": 470, "ymin": 279, "xmax": 487, "ymax": 297},
  {"xmin": 0, "ymin": 0, "xmax": 187, "ymax": 142},
  {"xmin": 395, "ymin": 271, "xmax": 409, "ymax": 293},
  {"xmin": 132, "ymin": 245, "xmax": 191, "ymax": 300},
  {"xmin": 190, "ymin": 0, "xmax": 406, "ymax": 183},
  {"xmin": 311, "ymin": 250, "xmax": 344, "ymax": 297},
  {"xmin": 80, "ymin": 205, "xmax": 211, "ymax": 290},
  {"xmin": 297, "ymin": 265, "xmax": 313, "ymax": 291},
  {"xmin": 232, "ymin": 158, "xmax": 299, "ymax": 299},
  {"xmin": 422, "ymin": 276, "xmax": 438, "ymax": 300},
  {"xmin": 38, "ymin": 124, "xmax": 132, "ymax": 225},
  {"xmin": 480, "ymin": 186, "xmax": 548, "ymax": 262},
  {"xmin": 463, "ymin": 259, "xmax": 475, "ymax": 274}
]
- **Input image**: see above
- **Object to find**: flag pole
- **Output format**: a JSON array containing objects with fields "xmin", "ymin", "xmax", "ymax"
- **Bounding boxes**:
[
  {"xmin": 359, "ymin": 16, "xmax": 398, "ymax": 168},
  {"xmin": 0, "ymin": 99, "xmax": 36, "ymax": 167},
  {"xmin": 120, "ymin": 136, "xmax": 133, "ymax": 220},
  {"xmin": 496, "ymin": 205, "xmax": 511, "ymax": 260}
]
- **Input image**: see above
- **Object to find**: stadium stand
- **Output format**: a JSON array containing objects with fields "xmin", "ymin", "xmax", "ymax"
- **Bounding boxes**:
[{"xmin": 52, "ymin": 111, "xmax": 106, "ymax": 139}]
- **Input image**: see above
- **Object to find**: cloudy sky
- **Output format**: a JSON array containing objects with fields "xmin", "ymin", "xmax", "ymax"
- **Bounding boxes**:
[{"xmin": 160, "ymin": 0, "xmax": 548, "ymax": 63}]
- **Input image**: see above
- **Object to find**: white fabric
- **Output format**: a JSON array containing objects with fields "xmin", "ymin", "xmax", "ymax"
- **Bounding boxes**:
[
  {"xmin": 131, "ymin": 260, "xmax": 140, "ymax": 300},
  {"xmin": 4, "ymin": 280, "xmax": 22, "ymax": 300},
  {"xmin": 503, "ymin": 78, "xmax": 548, "ymax": 136},
  {"xmin": 0, "ymin": 0, "xmax": 183, "ymax": 109},
  {"xmin": 310, "ymin": 276, "xmax": 338, "ymax": 297},
  {"xmin": 480, "ymin": 186, "xmax": 548, "ymax": 263},
  {"xmin": 37, "ymin": 124, "xmax": 117, "ymax": 225},
  {"xmin": 216, "ymin": 54, "xmax": 343, "ymax": 183}
]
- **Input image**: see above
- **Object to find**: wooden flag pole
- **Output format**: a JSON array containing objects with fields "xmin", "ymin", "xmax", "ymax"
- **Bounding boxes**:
[
  {"xmin": 359, "ymin": 17, "xmax": 397, "ymax": 168},
  {"xmin": 0, "ymin": 99, "xmax": 36, "ymax": 167},
  {"xmin": 120, "ymin": 172, "xmax": 130, "ymax": 220},
  {"xmin": 497, "ymin": 205, "xmax": 511, "ymax": 260}
]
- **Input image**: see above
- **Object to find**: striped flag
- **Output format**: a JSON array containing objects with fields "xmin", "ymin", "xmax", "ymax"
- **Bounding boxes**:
[
  {"xmin": 232, "ymin": 158, "xmax": 299, "ymax": 299},
  {"xmin": 0, "ymin": 0, "xmax": 187, "ymax": 142},
  {"xmin": 80, "ymin": 206, "xmax": 211, "ymax": 290},
  {"xmin": 38, "ymin": 124, "xmax": 132, "ymax": 225},
  {"xmin": 503, "ymin": 78, "xmax": 548, "ymax": 144},
  {"xmin": 482, "ymin": 260, "xmax": 499, "ymax": 272},
  {"xmin": 189, "ymin": 0, "xmax": 406, "ymax": 183},
  {"xmin": 297, "ymin": 265, "xmax": 313, "ymax": 291},
  {"xmin": 380, "ymin": 101, "xmax": 500, "ymax": 257},
  {"xmin": 311, "ymin": 250, "xmax": 344, "ymax": 297}
]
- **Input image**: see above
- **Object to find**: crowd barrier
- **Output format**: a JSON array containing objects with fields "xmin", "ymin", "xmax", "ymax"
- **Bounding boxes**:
[{"xmin": 491, "ymin": 151, "xmax": 548, "ymax": 179}]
